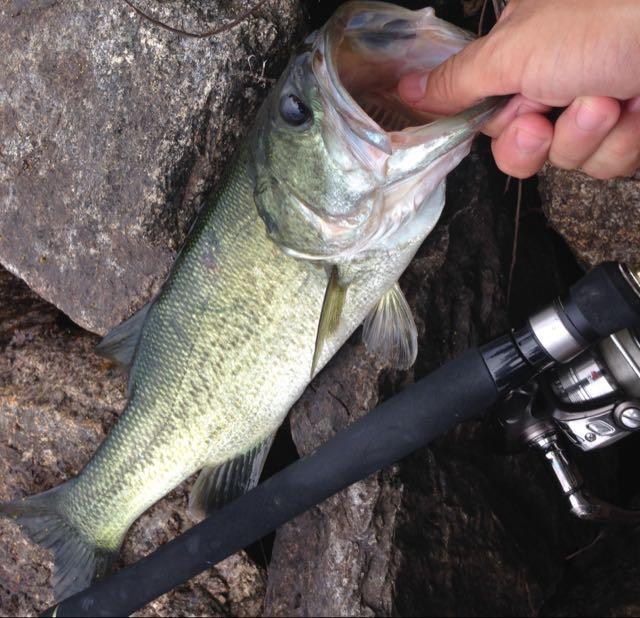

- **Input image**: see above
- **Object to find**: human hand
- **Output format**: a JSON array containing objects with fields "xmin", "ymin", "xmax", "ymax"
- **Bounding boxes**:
[{"xmin": 398, "ymin": 0, "xmax": 640, "ymax": 179}]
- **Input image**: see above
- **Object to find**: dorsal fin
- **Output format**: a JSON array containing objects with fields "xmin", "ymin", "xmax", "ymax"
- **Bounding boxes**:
[
  {"xmin": 188, "ymin": 434, "xmax": 275, "ymax": 521},
  {"xmin": 362, "ymin": 282, "xmax": 417, "ymax": 370},
  {"xmin": 95, "ymin": 302, "xmax": 152, "ymax": 369},
  {"xmin": 311, "ymin": 265, "xmax": 347, "ymax": 377}
]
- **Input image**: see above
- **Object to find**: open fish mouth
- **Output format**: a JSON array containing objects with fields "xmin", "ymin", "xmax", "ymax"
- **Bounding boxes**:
[{"xmin": 316, "ymin": 1, "xmax": 500, "ymax": 159}]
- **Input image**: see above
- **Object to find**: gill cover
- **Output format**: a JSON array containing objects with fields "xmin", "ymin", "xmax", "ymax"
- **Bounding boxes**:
[{"xmin": 252, "ymin": 2, "xmax": 505, "ymax": 261}]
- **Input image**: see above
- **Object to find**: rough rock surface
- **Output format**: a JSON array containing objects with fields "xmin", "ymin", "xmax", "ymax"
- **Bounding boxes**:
[
  {"xmin": 539, "ymin": 166, "xmax": 640, "ymax": 267},
  {"xmin": 0, "ymin": 267, "xmax": 265, "ymax": 617},
  {"xmin": 0, "ymin": 0, "xmax": 302, "ymax": 335},
  {"xmin": 540, "ymin": 521, "xmax": 640, "ymax": 617},
  {"xmin": 264, "ymin": 348, "xmax": 402, "ymax": 617}
]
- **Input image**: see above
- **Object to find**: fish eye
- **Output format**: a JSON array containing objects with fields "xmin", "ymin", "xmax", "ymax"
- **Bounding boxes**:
[{"xmin": 279, "ymin": 94, "xmax": 312, "ymax": 127}]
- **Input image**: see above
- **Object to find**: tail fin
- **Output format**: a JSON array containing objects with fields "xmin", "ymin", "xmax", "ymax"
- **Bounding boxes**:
[{"xmin": 0, "ymin": 483, "xmax": 117, "ymax": 601}]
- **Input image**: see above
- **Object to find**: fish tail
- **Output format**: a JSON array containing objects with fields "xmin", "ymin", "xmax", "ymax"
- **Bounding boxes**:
[{"xmin": 0, "ymin": 482, "xmax": 117, "ymax": 601}]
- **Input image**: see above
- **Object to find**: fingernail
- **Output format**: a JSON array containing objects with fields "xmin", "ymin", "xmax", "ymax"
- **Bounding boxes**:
[
  {"xmin": 575, "ymin": 101, "xmax": 608, "ymax": 131},
  {"xmin": 514, "ymin": 128, "xmax": 547, "ymax": 153},
  {"xmin": 400, "ymin": 73, "xmax": 428, "ymax": 103}
]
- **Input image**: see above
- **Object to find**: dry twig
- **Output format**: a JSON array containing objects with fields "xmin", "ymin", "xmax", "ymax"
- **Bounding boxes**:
[{"xmin": 122, "ymin": 0, "xmax": 272, "ymax": 38}]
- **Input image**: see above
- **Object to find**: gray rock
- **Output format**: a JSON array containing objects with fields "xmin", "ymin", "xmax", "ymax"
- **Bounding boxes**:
[
  {"xmin": 4, "ymin": 1, "xmax": 640, "ymax": 615},
  {"xmin": 0, "ymin": 265, "xmax": 266, "ymax": 616},
  {"xmin": 0, "ymin": 0, "xmax": 302, "ymax": 335},
  {"xmin": 539, "ymin": 166, "xmax": 640, "ymax": 267}
]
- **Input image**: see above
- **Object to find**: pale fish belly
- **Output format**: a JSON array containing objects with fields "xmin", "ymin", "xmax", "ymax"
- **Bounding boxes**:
[{"xmin": 61, "ymin": 153, "xmax": 434, "ymax": 546}]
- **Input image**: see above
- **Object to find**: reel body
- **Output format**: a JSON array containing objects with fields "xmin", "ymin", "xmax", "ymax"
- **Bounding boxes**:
[{"xmin": 497, "ymin": 326, "xmax": 640, "ymax": 523}]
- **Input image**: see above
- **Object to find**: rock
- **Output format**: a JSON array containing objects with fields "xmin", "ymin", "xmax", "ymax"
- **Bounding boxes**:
[
  {"xmin": 0, "ymin": 266, "xmax": 265, "ymax": 616},
  {"xmin": 264, "ymin": 347, "xmax": 402, "ymax": 617},
  {"xmin": 4, "ymin": 1, "xmax": 640, "ymax": 616},
  {"xmin": 540, "ymin": 516, "xmax": 640, "ymax": 617},
  {"xmin": 539, "ymin": 166, "xmax": 640, "ymax": 267},
  {"xmin": 0, "ymin": 0, "xmax": 303, "ymax": 335}
]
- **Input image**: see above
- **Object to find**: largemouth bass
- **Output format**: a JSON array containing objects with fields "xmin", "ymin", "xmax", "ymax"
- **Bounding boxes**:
[{"xmin": 1, "ymin": 1, "xmax": 502, "ymax": 600}]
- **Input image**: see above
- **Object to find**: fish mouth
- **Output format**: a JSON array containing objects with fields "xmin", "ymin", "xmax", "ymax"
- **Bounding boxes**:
[
  {"xmin": 255, "ymin": 3, "xmax": 507, "ymax": 263},
  {"xmin": 316, "ymin": 2, "xmax": 501, "ymax": 159}
]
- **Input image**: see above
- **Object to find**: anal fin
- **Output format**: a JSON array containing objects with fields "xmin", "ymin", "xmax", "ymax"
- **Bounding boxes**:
[
  {"xmin": 188, "ymin": 434, "xmax": 275, "ymax": 521},
  {"xmin": 363, "ymin": 282, "xmax": 418, "ymax": 370}
]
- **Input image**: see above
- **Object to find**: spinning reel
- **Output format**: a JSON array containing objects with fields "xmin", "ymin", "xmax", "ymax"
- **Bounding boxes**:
[{"xmin": 497, "ymin": 310, "xmax": 640, "ymax": 523}]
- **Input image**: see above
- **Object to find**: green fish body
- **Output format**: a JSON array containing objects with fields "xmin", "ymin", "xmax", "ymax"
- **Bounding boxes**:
[
  {"xmin": 67, "ymin": 148, "xmax": 423, "ymax": 551},
  {"xmin": 1, "ymin": 2, "xmax": 503, "ymax": 600}
]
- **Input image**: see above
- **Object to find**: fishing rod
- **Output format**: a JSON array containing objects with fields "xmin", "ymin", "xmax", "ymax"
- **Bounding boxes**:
[{"xmin": 43, "ymin": 262, "xmax": 640, "ymax": 617}]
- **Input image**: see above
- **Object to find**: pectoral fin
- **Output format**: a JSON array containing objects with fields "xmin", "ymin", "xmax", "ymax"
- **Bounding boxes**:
[
  {"xmin": 188, "ymin": 434, "xmax": 275, "ymax": 521},
  {"xmin": 363, "ymin": 283, "xmax": 417, "ymax": 370},
  {"xmin": 311, "ymin": 265, "xmax": 347, "ymax": 377},
  {"xmin": 95, "ymin": 302, "xmax": 152, "ymax": 369}
]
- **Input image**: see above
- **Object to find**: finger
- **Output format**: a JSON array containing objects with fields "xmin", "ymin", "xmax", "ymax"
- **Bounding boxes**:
[
  {"xmin": 580, "ymin": 97, "xmax": 640, "ymax": 179},
  {"xmin": 548, "ymin": 96, "xmax": 621, "ymax": 170},
  {"xmin": 491, "ymin": 112, "xmax": 553, "ymax": 178},
  {"xmin": 397, "ymin": 32, "xmax": 518, "ymax": 115},
  {"xmin": 482, "ymin": 94, "xmax": 551, "ymax": 138},
  {"xmin": 498, "ymin": 0, "xmax": 518, "ymax": 21}
]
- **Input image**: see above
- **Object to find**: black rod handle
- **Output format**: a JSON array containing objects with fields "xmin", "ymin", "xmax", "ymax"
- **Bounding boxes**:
[{"xmin": 44, "ymin": 348, "xmax": 499, "ymax": 617}]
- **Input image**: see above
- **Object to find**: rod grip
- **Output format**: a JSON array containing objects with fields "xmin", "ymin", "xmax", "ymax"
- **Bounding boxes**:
[{"xmin": 564, "ymin": 262, "xmax": 640, "ymax": 341}]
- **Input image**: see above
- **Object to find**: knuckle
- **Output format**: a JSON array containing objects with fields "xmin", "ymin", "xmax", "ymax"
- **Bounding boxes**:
[
  {"xmin": 481, "ymin": 35, "xmax": 513, "ymax": 92},
  {"xmin": 549, "ymin": 151, "xmax": 579, "ymax": 171},
  {"xmin": 600, "ymin": 138, "xmax": 636, "ymax": 163},
  {"xmin": 618, "ymin": 156, "xmax": 640, "ymax": 178},
  {"xmin": 621, "ymin": 166, "xmax": 639, "ymax": 178},
  {"xmin": 436, "ymin": 54, "xmax": 460, "ymax": 103},
  {"xmin": 580, "ymin": 164, "xmax": 616, "ymax": 181}
]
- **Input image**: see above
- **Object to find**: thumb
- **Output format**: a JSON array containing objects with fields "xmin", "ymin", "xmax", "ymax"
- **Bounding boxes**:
[{"xmin": 398, "ymin": 36, "xmax": 511, "ymax": 115}]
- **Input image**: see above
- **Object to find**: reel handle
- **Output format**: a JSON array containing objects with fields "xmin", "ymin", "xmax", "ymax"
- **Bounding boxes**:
[
  {"xmin": 532, "ymin": 432, "xmax": 640, "ymax": 524},
  {"xmin": 496, "ymin": 384, "xmax": 640, "ymax": 524}
]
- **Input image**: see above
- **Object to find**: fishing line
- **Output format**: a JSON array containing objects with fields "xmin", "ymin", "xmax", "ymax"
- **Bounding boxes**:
[
  {"xmin": 506, "ymin": 178, "xmax": 523, "ymax": 306},
  {"xmin": 122, "ymin": 0, "xmax": 272, "ymax": 39}
]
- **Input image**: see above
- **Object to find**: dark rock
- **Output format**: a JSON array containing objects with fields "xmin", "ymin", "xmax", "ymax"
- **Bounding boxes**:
[
  {"xmin": 541, "ymin": 522, "xmax": 640, "ymax": 617},
  {"xmin": 0, "ymin": 0, "xmax": 302, "ymax": 335},
  {"xmin": 264, "ymin": 347, "xmax": 402, "ymax": 617},
  {"xmin": 0, "ymin": 266, "xmax": 265, "ymax": 616},
  {"xmin": 539, "ymin": 166, "xmax": 640, "ymax": 267}
]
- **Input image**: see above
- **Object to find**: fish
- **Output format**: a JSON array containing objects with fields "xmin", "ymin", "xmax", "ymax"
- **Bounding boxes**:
[{"xmin": 0, "ymin": 1, "xmax": 503, "ymax": 601}]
